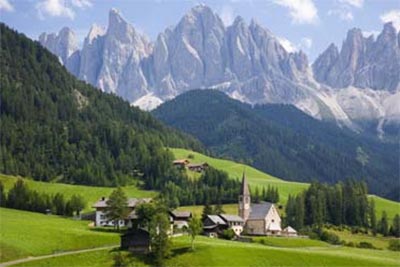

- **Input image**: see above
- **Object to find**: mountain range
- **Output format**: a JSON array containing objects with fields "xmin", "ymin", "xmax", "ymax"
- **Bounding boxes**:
[{"xmin": 38, "ymin": 5, "xmax": 400, "ymax": 137}]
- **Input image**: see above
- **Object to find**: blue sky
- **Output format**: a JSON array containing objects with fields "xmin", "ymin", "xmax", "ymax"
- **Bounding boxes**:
[{"xmin": 0, "ymin": 0, "xmax": 399, "ymax": 61}]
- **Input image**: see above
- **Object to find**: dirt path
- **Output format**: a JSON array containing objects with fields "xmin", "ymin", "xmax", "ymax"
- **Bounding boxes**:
[{"xmin": 0, "ymin": 245, "xmax": 118, "ymax": 267}]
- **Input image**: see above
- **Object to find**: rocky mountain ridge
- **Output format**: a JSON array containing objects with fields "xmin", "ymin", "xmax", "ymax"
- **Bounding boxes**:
[{"xmin": 39, "ymin": 5, "xmax": 400, "ymax": 136}]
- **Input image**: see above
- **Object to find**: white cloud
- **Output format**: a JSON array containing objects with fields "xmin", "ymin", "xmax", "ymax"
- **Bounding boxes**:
[
  {"xmin": 36, "ymin": 0, "xmax": 92, "ymax": 20},
  {"xmin": 300, "ymin": 37, "xmax": 312, "ymax": 50},
  {"xmin": 277, "ymin": 36, "xmax": 313, "ymax": 53},
  {"xmin": 328, "ymin": 8, "xmax": 353, "ymax": 21},
  {"xmin": 0, "ymin": 0, "xmax": 14, "ymax": 12},
  {"xmin": 273, "ymin": 0, "xmax": 318, "ymax": 24},
  {"xmin": 71, "ymin": 0, "xmax": 92, "ymax": 8},
  {"xmin": 219, "ymin": 5, "xmax": 234, "ymax": 26},
  {"xmin": 380, "ymin": 10, "xmax": 400, "ymax": 31},
  {"xmin": 362, "ymin": 30, "xmax": 379, "ymax": 38},
  {"xmin": 338, "ymin": 0, "xmax": 364, "ymax": 8}
]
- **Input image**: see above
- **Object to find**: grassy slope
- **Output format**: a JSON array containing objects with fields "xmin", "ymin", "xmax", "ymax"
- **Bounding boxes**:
[
  {"xmin": 326, "ymin": 228, "xmax": 398, "ymax": 249},
  {"xmin": 0, "ymin": 208, "xmax": 120, "ymax": 263},
  {"xmin": 0, "ymin": 174, "xmax": 156, "ymax": 212},
  {"xmin": 16, "ymin": 236, "xmax": 400, "ymax": 267},
  {"xmin": 370, "ymin": 195, "xmax": 400, "ymax": 221},
  {"xmin": 171, "ymin": 148, "xmax": 308, "ymax": 203},
  {"xmin": 172, "ymin": 148, "xmax": 400, "ymax": 221}
]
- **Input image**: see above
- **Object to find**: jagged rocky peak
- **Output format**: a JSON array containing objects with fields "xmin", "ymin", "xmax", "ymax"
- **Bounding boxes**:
[
  {"xmin": 85, "ymin": 24, "xmax": 105, "ymax": 45},
  {"xmin": 313, "ymin": 23, "xmax": 400, "ymax": 92},
  {"xmin": 107, "ymin": 8, "xmax": 143, "ymax": 46},
  {"xmin": 39, "ymin": 27, "xmax": 78, "ymax": 65}
]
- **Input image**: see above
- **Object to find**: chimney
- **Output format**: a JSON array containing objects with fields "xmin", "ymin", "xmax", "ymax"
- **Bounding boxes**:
[{"xmin": 101, "ymin": 197, "xmax": 105, "ymax": 201}]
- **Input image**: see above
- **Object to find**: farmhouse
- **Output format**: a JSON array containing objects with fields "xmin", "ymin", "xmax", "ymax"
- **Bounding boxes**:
[
  {"xmin": 173, "ymin": 159, "xmax": 190, "ymax": 168},
  {"xmin": 219, "ymin": 214, "xmax": 244, "ymax": 235},
  {"xmin": 187, "ymin": 162, "xmax": 209, "ymax": 172},
  {"xmin": 170, "ymin": 210, "xmax": 192, "ymax": 230},
  {"xmin": 92, "ymin": 197, "xmax": 152, "ymax": 227},
  {"xmin": 202, "ymin": 213, "xmax": 244, "ymax": 237},
  {"xmin": 239, "ymin": 173, "xmax": 284, "ymax": 235},
  {"xmin": 203, "ymin": 215, "xmax": 228, "ymax": 237}
]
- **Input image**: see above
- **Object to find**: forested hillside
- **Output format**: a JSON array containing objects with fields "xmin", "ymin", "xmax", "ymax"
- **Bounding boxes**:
[
  {"xmin": 0, "ymin": 24, "xmax": 203, "ymax": 186},
  {"xmin": 153, "ymin": 90, "xmax": 398, "ymax": 200}
]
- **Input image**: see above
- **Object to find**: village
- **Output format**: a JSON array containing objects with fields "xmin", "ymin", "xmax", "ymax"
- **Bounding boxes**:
[{"xmin": 91, "ymin": 158, "xmax": 298, "ymax": 253}]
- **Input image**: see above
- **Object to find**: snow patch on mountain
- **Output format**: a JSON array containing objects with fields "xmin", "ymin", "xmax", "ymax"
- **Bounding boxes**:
[{"xmin": 132, "ymin": 94, "xmax": 163, "ymax": 111}]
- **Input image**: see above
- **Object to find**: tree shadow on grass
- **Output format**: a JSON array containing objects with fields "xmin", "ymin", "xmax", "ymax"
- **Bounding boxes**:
[{"xmin": 170, "ymin": 246, "xmax": 192, "ymax": 258}]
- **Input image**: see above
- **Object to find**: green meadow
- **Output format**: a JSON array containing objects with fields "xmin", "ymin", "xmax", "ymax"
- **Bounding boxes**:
[
  {"xmin": 326, "ymin": 228, "xmax": 398, "ymax": 250},
  {"xmin": 0, "ymin": 174, "xmax": 156, "ymax": 212},
  {"xmin": 171, "ymin": 148, "xmax": 308, "ymax": 203},
  {"xmin": 14, "ymin": 236, "xmax": 400, "ymax": 267},
  {"xmin": 171, "ymin": 148, "xmax": 400, "ymax": 220},
  {"xmin": 0, "ymin": 208, "xmax": 120, "ymax": 263}
]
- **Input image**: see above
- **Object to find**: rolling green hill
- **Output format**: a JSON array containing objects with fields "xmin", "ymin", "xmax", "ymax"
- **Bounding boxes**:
[
  {"xmin": 14, "ymin": 236, "xmax": 400, "ymax": 267},
  {"xmin": 0, "ymin": 174, "xmax": 156, "ymax": 212},
  {"xmin": 0, "ymin": 208, "xmax": 119, "ymax": 263},
  {"xmin": 155, "ymin": 90, "xmax": 398, "ymax": 200},
  {"xmin": 171, "ymin": 148, "xmax": 400, "ymax": 221},
  {"xmin": 172, "ymin": 148, "xmax": 307, "ymax": 203}
]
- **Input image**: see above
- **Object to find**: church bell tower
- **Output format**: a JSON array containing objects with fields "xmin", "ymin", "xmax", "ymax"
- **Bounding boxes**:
[{"xmin": 238, "ymin": 172, "xmax": 251, "ymax": 221}]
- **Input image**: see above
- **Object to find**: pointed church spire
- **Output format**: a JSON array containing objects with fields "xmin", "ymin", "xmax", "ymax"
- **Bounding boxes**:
[
  {"xmin": 239, "ymin": 171, "xmax": 251, "ymax": 221},
  {"xmin": 240, "ymin": 171, "xmax": 250, "ymax": 196}
]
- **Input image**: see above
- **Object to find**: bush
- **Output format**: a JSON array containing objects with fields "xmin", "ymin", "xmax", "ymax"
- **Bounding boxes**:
[
  {"xmin": 221, "ymin": 229, "xmax": 236, "ymax": 240},
  {"xmin": 388, "ymin": 240, "xmax": 400, "ymax": 251},
  {"xmin": 357, "ymin": 242, "xmax": 376, "ymax": 249},
  {"xmin": 345, "ymin": 241, "xmax": 355, "ymax": 247},
  {"xmin": 320, "ymin": 231, "xmax": 341, "ymax": 245}
]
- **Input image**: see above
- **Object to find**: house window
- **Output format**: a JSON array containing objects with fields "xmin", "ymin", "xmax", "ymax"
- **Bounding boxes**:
[{"xmin": 272, "ymin": 219, "xmax": 275, "ymax": 223}]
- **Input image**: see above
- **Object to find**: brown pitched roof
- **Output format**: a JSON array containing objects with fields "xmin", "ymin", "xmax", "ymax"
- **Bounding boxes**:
[
  {"xmin": 92, "ymin": 198, "xmax": 152, "ymax": 208},
  {"xmin": 173, "ymin": 159, "xmax": 190, "ymax": 164},
  {"xmin": 170, "ymin": 210, "xmax": 192, "ymax": 218}
]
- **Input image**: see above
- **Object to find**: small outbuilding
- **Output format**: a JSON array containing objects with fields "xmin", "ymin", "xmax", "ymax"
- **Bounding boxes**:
[
  {"xmin": 282, "ymin": 226, "xmax": 297, "ymax": 237},
  {"xmin": 120, "ymin": 229, "xmax": 151, "ymax": 253},
  {"xmin": 187, "ymin": 162, "xmax": 209, "ymax": 172}
]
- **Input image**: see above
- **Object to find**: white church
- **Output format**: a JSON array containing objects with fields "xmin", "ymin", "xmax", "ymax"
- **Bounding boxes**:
[{"xmin": 239, "ymin": 173, "xmax": 296, "ymax": 236}]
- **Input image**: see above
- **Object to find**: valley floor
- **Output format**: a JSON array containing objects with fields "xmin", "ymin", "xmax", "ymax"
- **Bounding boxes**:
[{"xmin": 8, "ymin": 236, "xmax": 400, "ymax": 267}]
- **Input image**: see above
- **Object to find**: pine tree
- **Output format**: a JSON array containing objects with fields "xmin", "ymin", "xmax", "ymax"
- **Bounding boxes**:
[
  {"xmin": 295, "ymin": 194, "xmax": 305, "ymax": 230},
  {"xmin": 254, "ymin": 187, "xmax": 260, "ymax": 203},
  {"xmin": 69, "ymin": 194, "xmax": 86, "ymax": 217},
  {"xmin": 369, "ymin": 199, "xmax": 377, "ymax": 235},
  {"xmin": 105, "ymin": 187, "xmax": 129, "ymax": 231},
  {"xmin": 201, "ymin": 203, "xmax": 213, "ymax": 221},
  {"xmin": 391, "ymin": 214, "xmax": 400, "ymax": 237},
  {"xmin": 213, "ymin": 202, "xmax": 224, "ymax": 215},
  {"xmin": 378, "ymin": 211, "xmax": 389, "ymax": 236},
  {"xmin": 0, "ymin": 181, "xmax": 6, "ymax": 207}
]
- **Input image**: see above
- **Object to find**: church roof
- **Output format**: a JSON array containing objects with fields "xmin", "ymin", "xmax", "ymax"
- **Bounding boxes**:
[
  {"xmin": 248, "ymin": 202, "xmax": 273, "ymax": 220},
  {"xmin": 240, "ymin": 172, "xmax": 250, "ymax": 196}
]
